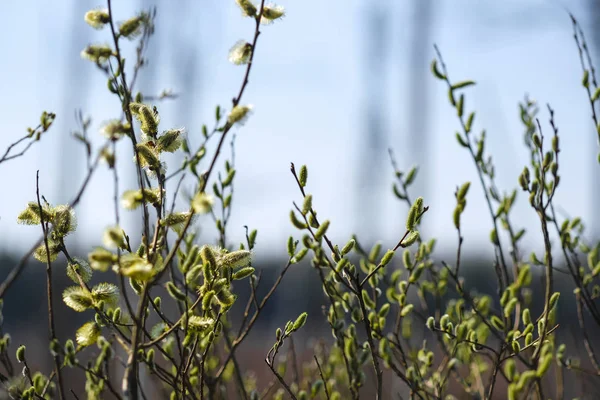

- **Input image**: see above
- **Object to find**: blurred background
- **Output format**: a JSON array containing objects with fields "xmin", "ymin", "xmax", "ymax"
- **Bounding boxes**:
[{"xmin": 2, "ymin": 0, "xmax": 600, "ymax": 398}]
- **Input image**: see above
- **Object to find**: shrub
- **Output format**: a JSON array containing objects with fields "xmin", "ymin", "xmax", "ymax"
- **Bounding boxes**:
[{"xmin": 1, "ymin": 2, "xmax": 599, "ymax": 399}]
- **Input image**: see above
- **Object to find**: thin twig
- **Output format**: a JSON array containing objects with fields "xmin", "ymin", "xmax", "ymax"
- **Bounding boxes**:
[
  {"xmin": 314, "ymin": 355, "xmax": 331, "ymax": 400},
  {"xmin": 36, "ymin": 171, "xmax": 65, "ymax": 400},
  {"xmin": 0, "ymin": 143, "xmax": 107, "ymax": 299},
  {"xmin": 264, "ymin": 358, "xmax": 298, "ymax": 400}
]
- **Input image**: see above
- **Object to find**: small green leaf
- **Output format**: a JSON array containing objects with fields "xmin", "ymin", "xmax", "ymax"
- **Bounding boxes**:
[
  {"xmin": 465, "ymin": 112, "xmax": 475, "ymax": 133},
  {"xmin": 248, "ymin": 229, "xmax": 257, "ymax": 249},
  {"xmin": 222, "ymin": 169, "xmax": 236, "ymax": 186},
  {"xmin": 405, "ymin": 166, "xmax": 418, "ymax": 185},
  {"xmin": 457, "ymin": 94, "xmax": 464, "ymax": 117},
  {"xmin": 451, "ymin": 80, "xmax": 476, "ymax": 90},
  {"xmin": 457, "ymin": 182, "xmax": 471, "ymax": 201},
  {"xmin": 592, "ymin": 86, "xmax": 600, "ymax": 102},
  {"xmin": 583, "ymin": 69, "xmax": 590, "ymax": 88},
  {"xmin": 490, "ymin": 228, "xmax": 499, "ymax": 245},
  {"xmin": 430, "ymin": 59, "xmax": 446, "ymax": 79},
  {"xmin": 455, "ymin": 132, "xmax": 468, "ymax": 147}
]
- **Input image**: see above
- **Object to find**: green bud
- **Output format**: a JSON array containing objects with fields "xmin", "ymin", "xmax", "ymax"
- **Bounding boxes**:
[
  {"xmin": 426, "ymin": 316, "xmax": 435, "ymax": 330},
  {"xmin": 400, "ymin": 304, "xmax": 414, "ymax": 317},
  {"xmin": 511, "ymin": 340, "xmax": 521, "ymax": 353},
  {"xmin": 378, "ymin": 304, "xmax": 390, "ymax": 318},
  {"xmin": 221, "ymin": 250, "xmax": 252, "ymax": 269},
  {"xmin": 490, "ymin": 228, "xmax": 499, "ymax": 245},
  {"xmin": 408, "ymin": 263, "xmax": 424, "ymax": 283},
  {"xmin": 451, "ymin": 80, "xmax": 476, "ymax": 90},
  {"xmin": 232, "ymin": 266, "xmax": 255, "ymax": 280},
  {"xmin": 292, "ymin": 248, "xmax": 309, "ymax": 263},
  {"xmin": 403, "ymin": 231, "xmax": 420, "ymax": 247},
  {"xmin": 406, "ymin": 197, "xmax": 424, "ymax": 231},
  {"xmin": 504, "ymin": 359, "xmax": 516, "ymax": 381},
  {"xmin": 314, "ymin": 220, "xmax": 330, "ymax": 241},
  {"xmin": 549, "ymin": 292, "xmax": 560, "ymax": 309},
  {"xmin": 431, "ymin": 59, "xmax": 445, "ymax": 79},
  {"xmin": 299, "ymin": 165, "xmax": 308, "ymax": 187},
  {"xmin": 286, "ymin": 236, "xmax": 296, "ymax": 257},
  {"xmin": 302, "ymin": 195, "xmax": 312, "ymax": 215},
  {"xmin": 166, "ymin": 282, "xmax": 186, "ymax": 302},
  {"xmin": 405, "ymin": 166, "xmax": 418, "ymax": 185},
  {"xmin": 465, "ymin": 112, "xmax": 476, "ymax": 133},
  {"xmin": 380, "ymin": 250, "xmax": 395, "ymax": 267},
  {"xmin": 402, "ymin": 249, "xmax": 412, "ymax": 269},
  {"xmin": 290, "ymin": 210, "xmax": 307, "ymax": 230},
  {"xmin": 292, "ymin": 312, "xmax": 308, "ymax": 331},
  {"xmin": 457, "ymin": 93, "xmax": 464, "ymax": 117},
  {"xmin": 341, "ymin": 239, "xmax": 355, "ymax": 255},
  {"xmin": 16, "ymin": 345, "xmax": 25, "ymax": 363},
  {"xmin": 491, "ymin": 315, "xmax": 505, "ymax": 331},
  {"xmin": 457, "ymin": 182, "xmax": 471, "ymax": 201}
]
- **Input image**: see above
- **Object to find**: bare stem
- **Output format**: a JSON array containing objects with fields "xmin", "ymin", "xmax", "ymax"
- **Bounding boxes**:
[{"xmin": 36, "ymin": 171, "xmax": 65, "ymax": 400}]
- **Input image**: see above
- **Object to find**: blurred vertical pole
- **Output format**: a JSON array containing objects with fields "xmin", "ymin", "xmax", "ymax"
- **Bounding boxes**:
[
  {"xmin": 141, "ymin": 0, "xmax": 202, "ymax": 212},
  {"xmin": 588, "ymin": 0, "xmax": 600, "ymax": 240},
  {"xmin": 131, "ymin": 0, "xmax": 161, "ymax": 234},
  {"xmin": 136, "ymin": 0, "xmax": 160, "ymax": 134},
  {"xmin": 169, "ymin": 0, "xmax": 200, "ymax": 192},
  {"xmin": 406, "ymin": 0, "xmax": 433, "ymax": 233},
  {"xmin": 138, "ymin": 0, "xmax": 160, "ymax": 94},
  {"xmin": 357, "ymin": 4, "xmax": 388, "ymax": 241},
  {"xmin": 55, "ymin": 0, "xmax": 91, "ymax": 245}
]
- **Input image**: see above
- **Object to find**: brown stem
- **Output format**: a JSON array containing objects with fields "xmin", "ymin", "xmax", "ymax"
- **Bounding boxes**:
[
  {"xmin": 264, "ymin": 358, "xmax": 298, "ymax": 400},
  {"xmin": 314, "ymin": 355, "xmax": 331, "ymax": 400},
  {"xmin": 36, "ymin": 171, "xmax": 65, "ymax": 400}
]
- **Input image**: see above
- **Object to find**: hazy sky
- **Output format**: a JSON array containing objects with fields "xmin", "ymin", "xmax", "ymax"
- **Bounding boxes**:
[{"xmin": 0, "ymin": 0, "xmax": 597, "ymax": 263}]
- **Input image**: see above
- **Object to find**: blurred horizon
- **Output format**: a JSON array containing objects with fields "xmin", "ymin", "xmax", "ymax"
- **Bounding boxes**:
[{"xmin": 1, "ymin": 0, "xmax": 599, "ymax": 265}]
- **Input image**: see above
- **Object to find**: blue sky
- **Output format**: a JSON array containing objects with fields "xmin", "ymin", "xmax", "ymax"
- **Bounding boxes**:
[{"xmin": 0, "ymin": 0, "xmax": 597, "ymax": 263}]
